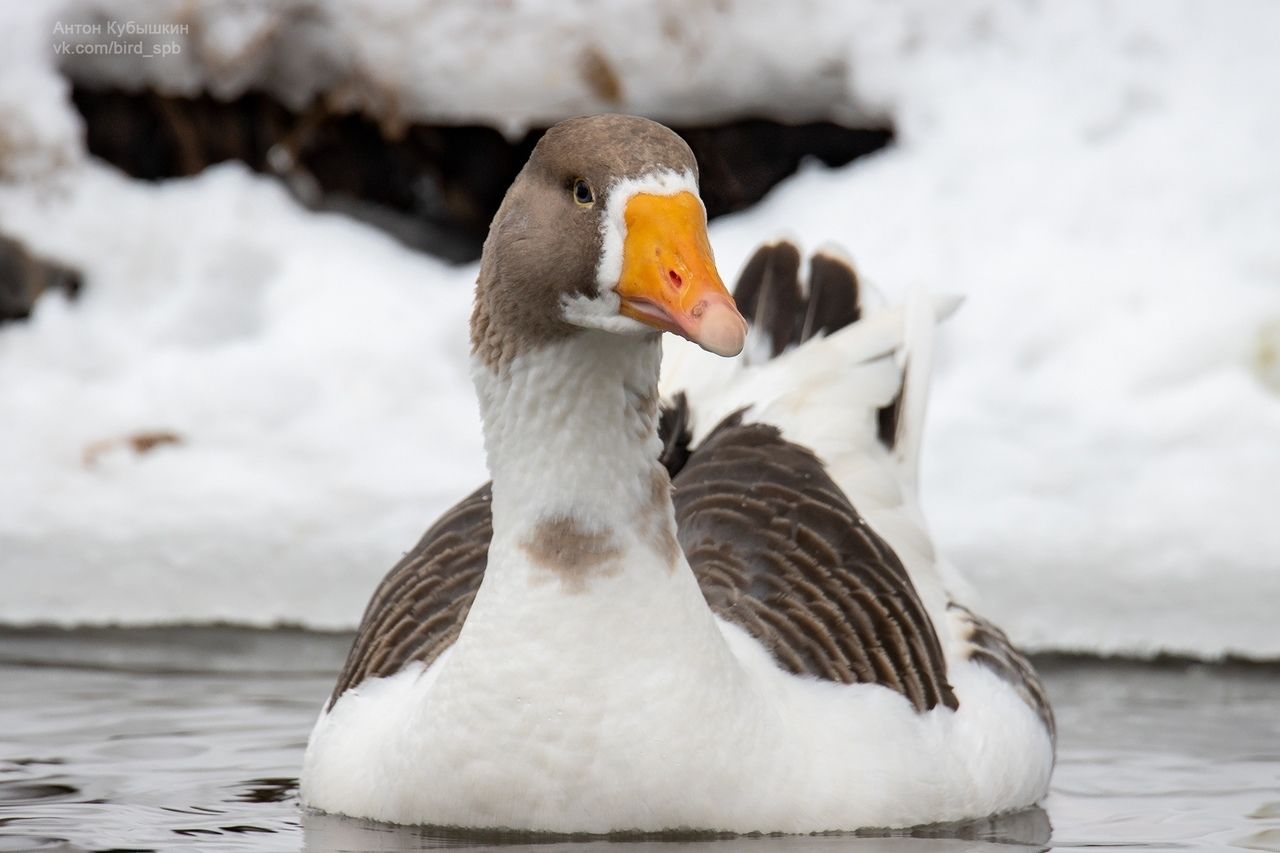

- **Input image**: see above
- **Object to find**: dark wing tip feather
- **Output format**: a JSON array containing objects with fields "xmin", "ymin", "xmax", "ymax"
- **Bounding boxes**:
[
  {"xmin": 877, "ymin": 363, "xmax": 908, "ymax": 450},
  {"xmin": 800, "ymin": 249, "xmax": 861, "ymax": 343},
  {"xmin": 733, "ymin": 241, "xmax": 865, "ymax": 359},
  {"xmin": 732, "ymin": 241, "xmax": 803, "ymax": 357}
]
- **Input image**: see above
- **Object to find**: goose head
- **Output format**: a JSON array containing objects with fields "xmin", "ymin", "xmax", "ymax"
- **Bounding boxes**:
[{"xmin": 471, "ymin": 114, "xmax": 747, "ymax": 370}]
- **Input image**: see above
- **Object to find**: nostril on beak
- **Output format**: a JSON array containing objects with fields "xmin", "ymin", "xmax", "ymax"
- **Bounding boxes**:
[{"xmin": 667, "ymin": 269, "xmax": 683, "ymax": 289}]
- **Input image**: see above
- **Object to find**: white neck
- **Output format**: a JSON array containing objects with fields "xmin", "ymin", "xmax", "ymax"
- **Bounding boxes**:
[
  {"xmin": 472, "ymin": 331, "xmax": 678, "ymax": 588},
  {"xmin": 442, "ymin": 330, "xmax": 750, "ymax": 764}
]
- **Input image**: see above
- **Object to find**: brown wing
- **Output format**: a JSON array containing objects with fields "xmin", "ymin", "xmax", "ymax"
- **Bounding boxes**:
[
  {"xmin": 326, "ymin": 484, "xmax": 491, "ymax": 709},
  {"xmin": 673, "ymin": 411, "xmax": 958, "ymax": 713}
]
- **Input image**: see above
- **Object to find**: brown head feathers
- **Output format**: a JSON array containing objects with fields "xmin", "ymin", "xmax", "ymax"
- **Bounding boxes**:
[{"xmin": 470, "ymin": 115, "xmax": 698, "ymax": 370}]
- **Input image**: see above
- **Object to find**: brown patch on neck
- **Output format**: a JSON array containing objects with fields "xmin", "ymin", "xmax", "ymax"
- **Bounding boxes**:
[
  {"xmin": 521, "ymin": 514, "xmax": 622, "ymax": 593},
  {"xmin": 642, "ymin": 466, "xmax": 681, "ymax": 571}
]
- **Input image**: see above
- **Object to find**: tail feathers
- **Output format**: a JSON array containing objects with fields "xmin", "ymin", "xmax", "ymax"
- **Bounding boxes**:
[
  {"xmin": 800, "ymin": 246, "xmax": 861, "ymax": 343},
  {"xmin": 733, "ymin": 241, "xmax": 865, "ymax": 361},
  {"xmin": 887, "ymin": 292, "xmax": 934, "ymax": 490},
  {"xmin": 728, "ymin": 239, "xmax": 962, "ymax": 490},
  {"xmin": 663, "ymin": 238, "xmax": 961, "ymax": 480},
  {"xmin": 733, "ymin": 241, "xmax": 803, "ymax": 360}
]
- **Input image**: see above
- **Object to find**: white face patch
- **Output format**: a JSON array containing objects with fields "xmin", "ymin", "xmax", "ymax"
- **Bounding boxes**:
[
  {"xmin": 560, "ymin": 288, "xmax": 639, "ymax": 333},
  {"xmin": 561, "ymin": 169, "xmax": 701, "ymax": 335}
]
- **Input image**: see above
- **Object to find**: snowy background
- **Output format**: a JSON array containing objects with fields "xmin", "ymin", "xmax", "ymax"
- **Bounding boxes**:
[{"xmin": 2, "ymin": 0, "xmax": 1278, "ymax": 659}]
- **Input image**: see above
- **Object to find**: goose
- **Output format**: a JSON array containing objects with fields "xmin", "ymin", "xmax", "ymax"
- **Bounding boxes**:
[{"xmin": 300, "ymin": 113, "xmax": 1054, "ymax": 834}]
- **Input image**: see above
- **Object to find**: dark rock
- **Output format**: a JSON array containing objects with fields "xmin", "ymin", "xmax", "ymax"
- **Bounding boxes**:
[
  {"xmin": 70, "ymin": 84, "xmax": 893, "ymax": 264},
  {"xmin": 0, "ymin": 235, "xmax": 83, "ymax": 323}
]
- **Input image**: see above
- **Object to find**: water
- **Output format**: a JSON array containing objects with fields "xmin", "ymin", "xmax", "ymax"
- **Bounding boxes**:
[{"xmin": 1, "ymin": 628, "xmax": 1277, "ymax": 852}]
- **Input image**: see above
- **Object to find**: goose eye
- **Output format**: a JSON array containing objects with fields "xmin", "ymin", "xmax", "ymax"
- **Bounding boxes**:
[{"xmin": 572, "ymin": 179, "xmax": 594, "ymax": 206}]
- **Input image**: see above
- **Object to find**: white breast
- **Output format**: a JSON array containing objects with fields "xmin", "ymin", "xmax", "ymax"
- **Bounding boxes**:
[{"xmin": 302, "ymin": 547, "xmax": 1053, "ymax": 833}]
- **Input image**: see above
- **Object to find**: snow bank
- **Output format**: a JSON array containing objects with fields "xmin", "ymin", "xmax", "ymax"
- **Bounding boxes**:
[
  {"xmin": 708, "ymin": 2, "xmax": 1280, "ymax": 659},
  {"xmin": 54, "ymin": 0, "xmax": 880, "ymax": 134},
  {"xmin": 2, "ymin": 1, "xmax": 1279, "ymax": 657},
  {"xmin": 0, "ymin": 5, "xmax": 81, "ymax": 180},
  {"xmin": 0, "ymin": 165, "xmax": 485, "ymax": 627}
]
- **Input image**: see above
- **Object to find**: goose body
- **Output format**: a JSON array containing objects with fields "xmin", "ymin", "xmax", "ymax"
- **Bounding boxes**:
[{"xmin": 301, "ymin": 115, "xmax": 1054, "ymax": 833}]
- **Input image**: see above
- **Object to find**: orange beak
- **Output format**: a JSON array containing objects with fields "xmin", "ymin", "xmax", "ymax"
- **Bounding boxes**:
[{"xmin": 615, "ymin": 192, "xmax": 747, "ymax": 357}]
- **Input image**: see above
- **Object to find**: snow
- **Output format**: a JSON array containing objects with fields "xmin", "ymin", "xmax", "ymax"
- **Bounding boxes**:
[
  {"xmin": 0, "ymin": 5, "xmax": 81, "ymax": 180},
  {"xmin": 0, "ymin": 165, "xmax": 485, "ymax": 627},
  {"xmin": 2, "ymin": 1, "xmax": 1279, "ymax": 658},
  {"xmin": 54, "ymin": 0, "xmax": 879, "ymax": 134}
]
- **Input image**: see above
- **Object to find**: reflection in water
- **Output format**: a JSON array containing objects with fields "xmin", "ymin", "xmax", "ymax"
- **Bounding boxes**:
[
  {"xmin": 234, "ymin": 776, "xmax": 300, "ymax": 804},
  {"xmin": 0, "ymin": 781, "xmax": 80, "ymax": 804},
  {"xmin": 300, "ymin": 807, "xmax": 1050, "ymax": 851},
  {"xmin": 0, "ymin": 837, "xmax": 70, "ymax": 852},
  {"xmin": 0, "ymin": 628, "xmax": 1277, "ymax": 852}
]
